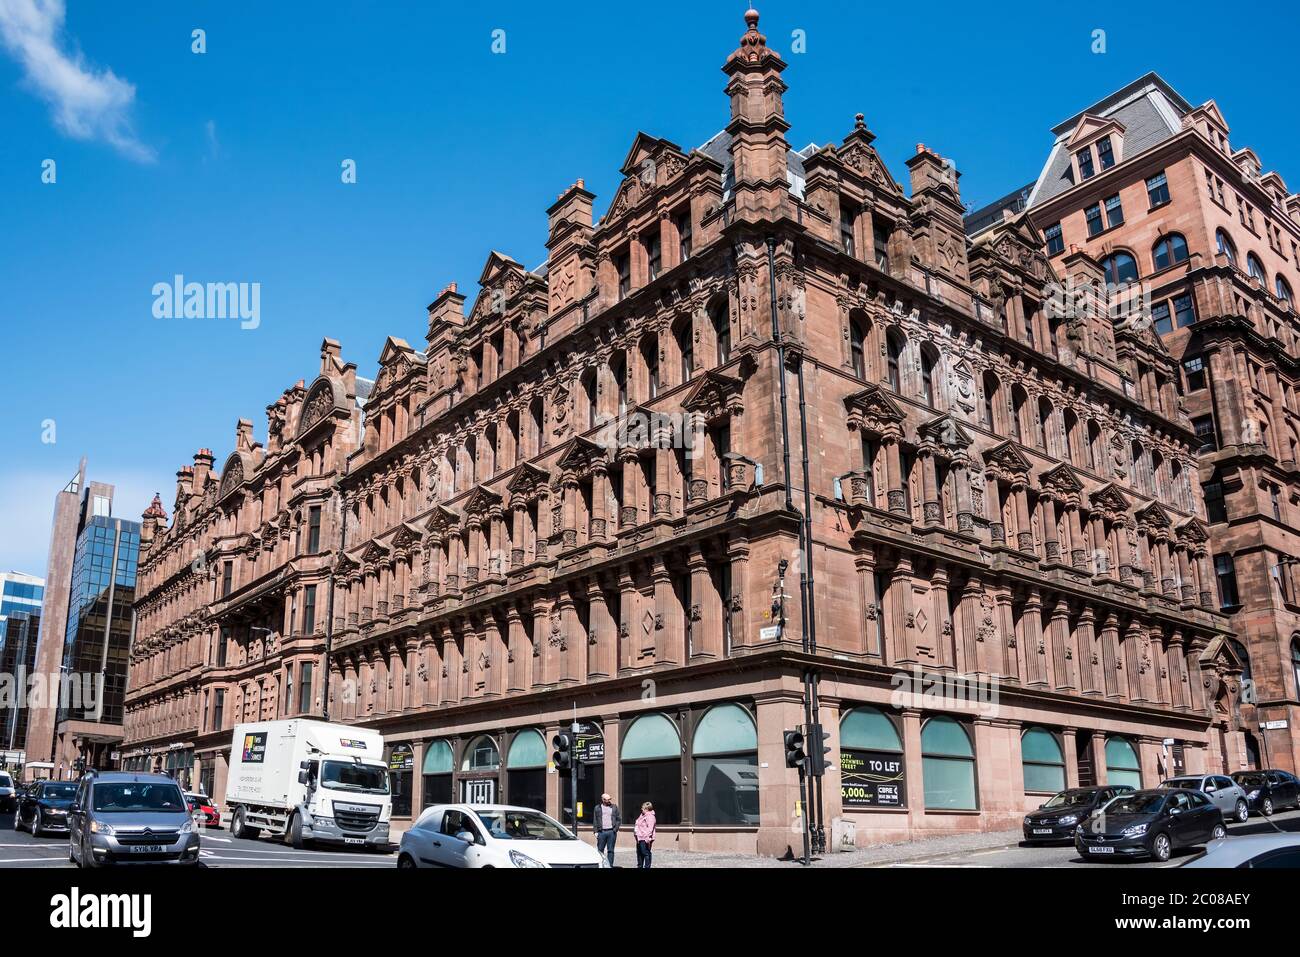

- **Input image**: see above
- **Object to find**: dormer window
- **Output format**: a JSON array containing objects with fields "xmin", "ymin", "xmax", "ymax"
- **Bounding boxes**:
[
  {"xmin": 1077, "ymin": 148, "xmax": 1095, "ymax": 181},
  {"xmin": 1096, "ymin": 136, "xmax": 1115, "ymax": 170}
]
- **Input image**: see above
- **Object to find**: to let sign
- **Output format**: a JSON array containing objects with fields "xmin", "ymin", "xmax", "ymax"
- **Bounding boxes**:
[{"xmin": 840, "ymin": 750, "xmax": 906, "ymax": 808}]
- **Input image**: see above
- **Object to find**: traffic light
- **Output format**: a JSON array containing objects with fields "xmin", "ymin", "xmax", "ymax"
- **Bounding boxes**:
[
  {"xmin": 806, "ymin": 723, "xmax": 831, "ymax": 777},
  {"xmin": 552, "ymin": 731, "xmax": 574, "ymax": 772},
  {"xmin": 783, "ymin": 729, "xmax": 806, "ymax": 769}
]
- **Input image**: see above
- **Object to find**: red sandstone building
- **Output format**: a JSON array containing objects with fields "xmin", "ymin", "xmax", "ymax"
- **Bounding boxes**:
[
  {"xmin": 126, "ymin": 13, "xmax": 1245, "ymax": 855},
  {"xmin": 988, "ymin": 73, "xmax": 1300, "ymax": 775}
]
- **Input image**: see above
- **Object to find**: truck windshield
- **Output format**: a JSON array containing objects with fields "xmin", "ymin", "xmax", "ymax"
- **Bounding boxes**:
[{"xmin": 321, "ymin": 761, "xmax": 389, "ymax": 794}]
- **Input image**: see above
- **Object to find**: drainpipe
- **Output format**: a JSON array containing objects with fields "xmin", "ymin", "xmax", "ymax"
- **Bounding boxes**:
[{"xmin": 321, "ymin": 480, "xmax": 348, "ymax": 722}]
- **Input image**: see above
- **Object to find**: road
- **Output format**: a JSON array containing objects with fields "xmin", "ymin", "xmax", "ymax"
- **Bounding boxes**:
[
  {"xmin": 874, "ymin": 808, "xmax": 1300, "ymax": 868},
  {"xmin": 0, "ymin": 812, "xmax": 396, "ymax": 868}
]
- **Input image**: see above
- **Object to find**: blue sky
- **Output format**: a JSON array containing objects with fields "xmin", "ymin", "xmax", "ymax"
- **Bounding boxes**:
[{"xmin": 2, "ymin": 0, "xmax": 1297, "ymax": 577}]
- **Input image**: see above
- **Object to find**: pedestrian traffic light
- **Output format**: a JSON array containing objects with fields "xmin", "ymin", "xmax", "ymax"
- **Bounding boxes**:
[
  {"xmin": 783, "ymin": 729, "xmax": 806, "ymax": 769},
  {"xmin": 805, "ymin": 723, "xmax": 831, "ymax": 777},
  {"xmin": 552, "ymin": 731, "xmax": 574, "ymax": 772}
]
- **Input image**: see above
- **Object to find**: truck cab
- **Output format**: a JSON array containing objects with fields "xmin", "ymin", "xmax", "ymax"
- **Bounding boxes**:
[{"xmin": 225, "ymin": 720, "xmax": 392, "ymax": 850}]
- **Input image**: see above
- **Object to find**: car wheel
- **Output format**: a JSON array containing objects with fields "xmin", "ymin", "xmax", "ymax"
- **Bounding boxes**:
[
  {"xmin": 288, "ymin": 812, "xmax": 304, "ymax": 850},
  {"xmin": 32, "ymin": 809, "xmax": 42, "ymax": 837},
  {"xmin": 1211, "ymin": 823, "xmax": 1227, "ymax": 840},
  {"xmin": 397, "ymin": 853, "xmax": 417, "ymax": 869},
  {"xmin": 1150, "ymin": 832, "xmax": 1172, "ymax": 863},
  {"xmin": 1262, "ymin": 798, "xmax": 1274, "ymax": 816},
  {"xmin": 1235, "ymin": 800, "xmax": 1248, "ymax": 823}
]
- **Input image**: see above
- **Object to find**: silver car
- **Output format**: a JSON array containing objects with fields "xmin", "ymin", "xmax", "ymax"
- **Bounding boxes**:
[
  {"xmin": 1159, "ymin": 774, "xmax": 1249, "ymax": 823},
  {"xmin": 68, "ymin": 771, "xmax": 201, "ymax": 867}
]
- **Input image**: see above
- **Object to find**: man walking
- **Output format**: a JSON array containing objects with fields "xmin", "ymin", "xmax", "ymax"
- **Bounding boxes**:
[{"xmin": 594, "ymin": 792, "xmax": 621, "ymax": 866}]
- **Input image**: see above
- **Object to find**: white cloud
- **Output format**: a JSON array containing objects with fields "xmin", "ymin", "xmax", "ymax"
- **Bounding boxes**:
[{"xmin": 0, "ymin": 0, "xmax": 154, "ymax": 161}]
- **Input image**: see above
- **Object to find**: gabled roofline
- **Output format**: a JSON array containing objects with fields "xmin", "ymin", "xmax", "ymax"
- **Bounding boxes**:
[{"xmin": 1048, "ymin": 72, "xmax": 1193, "ymax": 138}]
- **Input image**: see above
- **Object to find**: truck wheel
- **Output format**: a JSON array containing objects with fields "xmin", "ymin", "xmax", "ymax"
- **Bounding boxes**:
[
  {"xmin": 232, "ymin": 807, "xmax": 259, "ymax": 840},
  {"xmin": 288, "ymin": 812, "xmax": 305, "ymax": 850}
]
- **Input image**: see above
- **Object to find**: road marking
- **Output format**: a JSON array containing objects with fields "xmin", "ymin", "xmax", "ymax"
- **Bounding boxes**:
[{"xmin": 0, "ymin": 856, "xmax": 71, "ymax": 864}]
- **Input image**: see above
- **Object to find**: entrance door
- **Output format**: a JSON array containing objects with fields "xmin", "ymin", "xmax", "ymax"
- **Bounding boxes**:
[
  {"xmin": 1076, "ymin": 734, "xmax": 1095, "ymax": 787},
  {"xmin": 461, "ymin": 778, "xmax": 496, "ymax": 804}
]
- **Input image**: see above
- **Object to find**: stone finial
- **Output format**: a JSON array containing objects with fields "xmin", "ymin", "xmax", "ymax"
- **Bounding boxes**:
[{"xmin": 142, "ymin": 492, "xmax": 168, "ymax": 520}]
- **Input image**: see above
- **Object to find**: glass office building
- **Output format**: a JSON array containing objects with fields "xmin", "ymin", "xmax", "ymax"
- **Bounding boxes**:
[
  {"xmin": 55, "ymin": 517, "xmax": 140, "ymax": 727},
  {"xmin": 0, "ymin": 610, "xmax": 42, "ymax": 753}
]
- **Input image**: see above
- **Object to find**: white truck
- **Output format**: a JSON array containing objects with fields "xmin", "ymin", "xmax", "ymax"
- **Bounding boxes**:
[{"xmin": 225, "ymin": 719, "xmax": 392, "ymax": 850}]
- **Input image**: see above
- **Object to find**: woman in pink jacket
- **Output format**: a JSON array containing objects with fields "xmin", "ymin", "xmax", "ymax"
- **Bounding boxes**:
[{"xmin": 634, "ymin": 802, "xmax": 656, "ymax": 868}]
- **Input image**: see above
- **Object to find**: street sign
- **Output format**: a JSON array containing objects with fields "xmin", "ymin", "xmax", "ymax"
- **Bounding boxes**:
[
  {"xmin": 759, "ymin": 625, "xmax": 781, "ymax": 641},
  {"xmin": 1261, "ymin": 719, "xmax": 1289, "ymax": 731}
]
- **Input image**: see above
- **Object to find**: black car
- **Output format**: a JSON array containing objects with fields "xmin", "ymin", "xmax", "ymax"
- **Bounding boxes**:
[
  {"xmin": 1074, "ymin": 788, "xmax": 1225, "ymax": 862},
  {"xmin": 1023, "ymin": 785, "xmax": 1135, "ymax": 843},
  {"xmin": 15, "ymin": 780, "xmax": 78, "ymax": 836},
  {"xmin": 1232, "ymin": 769, "xmax": 1300, "ymax": 816}
]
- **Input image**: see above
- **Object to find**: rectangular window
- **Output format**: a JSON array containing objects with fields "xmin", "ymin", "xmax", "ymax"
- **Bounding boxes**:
[
  {"xmin": 1203, "ymin": 480, "xmax": 1227, "ymax": 523},
  {"xmin": 1214, "ymin": 554, "xmax": 1240, "ymax": 608},
  {"xmin": 645, "ymin": 232, "xmax": 661, "ymax": 282},
  {"xmin": 299, "ymin": 661, "xmax": 314, "ymax": 714},
  {"xmin": 1173, "ymin": 293, "xmax": 1196, "ymax": 328},
  {"xmin": 840, "ymin": 203, "xmax": 857, "ymax": 257},
  {"xmin": 1193, "ymin": 415, "xmax": 1218, "ymax": 452},
  {"xmin": 1272, "ymin": 559, "xmax": 1292, "ymax": 604},
  {"xmin": 1104, "ymin": 194, "xmax": 1124, "ymax": 228},
  {"xmin": 675, "ymin": 209, "xmax": 692, "ymax": 261},
  {"xmin": 217, "ymin": 626, "xmax": 229, "ymax": 667},
  {"xmin": 302, "ymin": 584, "xmax": 317, "ymax": 634},
  {"xmin": 221, "ymin": 561, "xmax": 233, "ymax": 598},
  {"xmin": 1152, "ymin": 302, "xmax": 1172, "ymax": 335},
  {"xmin": 1271, "ymin": 484, "xmax": 1283, "ymax": 521},
  {"xmin": 1085, "ymin": 203, "xmax": 1104, "ymax": 237},
  {"xmin": 873, "ymin": 222, "xmax": 891, "ymax": 272},
  {"xmin": 615, "ymin": 251, "xmax": 631, "ymax": 300},
  {"xmin": 212, "ymin": 689, "xmax": 225, "ymax": 731},
  {"xmin": 1183, "ymin": 355, "xmax": 1206, "ymax": 391},
  {"xmin": 1077, "ymin": 148, "xmax": 1095, "ymax": 181},
  {"xmin": 1146, "ymin": 171, "xmax": 1170, "ymax": 207},
  {"xmin": 284, "ymin": 663, "xmax": 294, "ymax": 713},
  {"xmin": 1096, "ymin": 136, "xmax": 1115, "ymax": 170},
  {"xmin": 1044, "ymin": 222, "xmax": 1064, "ymax": 256},
  {"xmin": 307, "ymin": 506, "xmax": 322, "ymax": 553}
]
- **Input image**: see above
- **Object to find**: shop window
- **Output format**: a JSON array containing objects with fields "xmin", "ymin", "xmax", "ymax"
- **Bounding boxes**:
[
  {"xmin": 921, "ymin": 717, "xmax": 977, "ymax": 810},
  {"xmin": 421, "ymin": 740, "xmax": 454, "ymax": 809},
  {"xmin": 461, "ymin": 735, "xmax": 500, "ymax": 772},
  {"xmin": 691, "ymin": 704, "xmax": 759, "ymax": 826},
  {"xmin": 387, "ymin": 744, "xmax": 414, "ymax": 818},
  {"xmin": 1021, "ymin": 727, "xmax": 1066, "ymax": 793},
  {"xmin": 620, "ymin": 713, "xmax": 682, "ymax": 825},
  {"xmin": 1104, "ymin": 737, "xmax": 1142, "ymax": 789},
  {"xmin": 505, "ymin": 729, "xmax": 547, "ymax": 812},
  {"xmin": 840, "ymin": 707, "xmax": 905, "ymax": 808}
]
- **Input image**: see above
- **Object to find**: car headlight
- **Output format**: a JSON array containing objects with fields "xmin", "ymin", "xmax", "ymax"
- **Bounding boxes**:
[
  {"xmin": 89, "ymin": 820, "xmax": 114, "ymax": 835},
  {"xmin": 179, "ymin": 818, "xmax": 194, "ymax": 834},
  {"xmin": 1023, "ymin": 816, "xmax": 1032, "ymax": 825},
  {"xmin": 1057, "ymin": 814, "xmax": 1078, "ymax": 826},
  {"xmin": 1122, "ymin": 823, "xmax": 1148, "ymax": 837},
  {"xmin": 1247, "ymin": 790, "xmax": 1260, "ymax": 799},
  {"xmin": 509, "ymin": 849, "xmax": 548, "ymax": 869}
]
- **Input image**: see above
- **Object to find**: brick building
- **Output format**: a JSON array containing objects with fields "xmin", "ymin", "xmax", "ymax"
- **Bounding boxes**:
[
  {"xmin": 1005, "ymin": 73, "xmax": 1300, "ymax": 775},
  {"xmin": 126, "ymin": 12, "xmax": 1239, "ymax": 855}
]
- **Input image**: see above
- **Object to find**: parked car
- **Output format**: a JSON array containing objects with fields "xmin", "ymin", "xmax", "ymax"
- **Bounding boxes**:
[
  {"xmin": 1183, "ymin": 833, "xmax": 1300, "ymax": 868},
  {"xmin": 1159, "ymin": 774, "xmax": 1249, "ymax": 822},
  {"xmin": 0, "ymin": 771, "xmax": 15, "ymax": 812},
  {"xmin": 1074, "ymin": 788, "xmax": 1225, "ymax": 862},
  {"xmin": 15, "ymin": 780, "xmax": 78, "ymax": 835},
  {"xmin": 68, "ymin": 771, "xmax": 200, "ymax": 867},
  {"xmin": 1023, "ymin": 785, "xmax": 1135, "ymax": 843},
  {"xmin": 397, "ymin": 804, "xmax": 607, "ymax": 869},
  {"xmin": 185, "ymin": 792, "xmax": 221, "ymax": 828},
  {"xmin": 1230, "ymin": 769, "xmax": 1300, "ymax": 817}
]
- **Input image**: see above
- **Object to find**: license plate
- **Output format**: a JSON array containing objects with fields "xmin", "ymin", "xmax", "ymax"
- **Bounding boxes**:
[
  {"xmin": 1087, "ymin": 846, "xmax": 1115, "ymax": 854},
  {"xmin": 128, "ymin": 844, "xmax": 165, "ymax": 854},
  {"xmin": 1033, "ymin": 828, "xmax": 1053, "ymax": 834},
  {"xmin": 343, "ymin": 838, "xmax": 363, "ymax": 845}
]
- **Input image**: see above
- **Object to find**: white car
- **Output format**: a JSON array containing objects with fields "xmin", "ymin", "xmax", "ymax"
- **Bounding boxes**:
[{"xmin": 397, "ymin": 804, "xmax": 607, "ymax": 869}]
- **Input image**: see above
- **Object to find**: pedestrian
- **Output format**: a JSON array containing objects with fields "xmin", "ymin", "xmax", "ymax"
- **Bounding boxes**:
[
  {"xmin": 634, "ymin": 801, "xmax": 656, "ymax": 868},
  {"xmin": 594, "ymin": 792, "xmax": 621, "ymax": 866}
]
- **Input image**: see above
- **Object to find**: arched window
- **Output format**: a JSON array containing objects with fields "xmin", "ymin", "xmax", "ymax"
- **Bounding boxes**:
[
  {"xmin": 463, "ymin": 436, "xmax": 477, "ymax": 487},
  {"xmin": 1062, "ymin": 409, "xmax": 1079, "ymax": 464},
  {"xmin": 692, "ymin": 704, "xmax": 759, "ymax": 826},
  {"xmin": 1100, "ymin": 251, "xmax": 1139, "ymax": 285},
  {"xmin": 1292, "ymin": 638, "xmax": 1300, "ymax": 698},
  {"xmin": 920, "ymin": 344, "xmax": 939, "ymax": 409},
  {"xmin": 1277, "ymin": 275, "xmax": 1295, "ymax": 307},
  {"xmin": 1104, "ymin": 737, "xmax": 1141, "ymax": 789},
  {"xmin": 1247, "ymin": 253, "xmax": 1266, "ymax": 284},
  {"xmin": 505, "ymin": 729, "xmax": 547, "ymax": 812},
  {"xmin": 982, "ymin": 371, "xmax": 999, "ymax": 431},
  {"xmin": 886, "ymin": 328, "xmax": 905, "ymax": 393},
  {"xmin": 529, "ymin": 396, "xmax": 545, "ymax": 456},
  {"xmin": 849, "ymin": 311, "xmax": 869, "ymax": 380},
  {"xmin": 421, "ymin": 740, "xmax": 454, "ymax": 809},
  {"xmin": 1152, "ymin": 233, "xmax": 1189, "ymax": 271},
  {"xmin": 1037, "ymin": 397, "xmax": 1053, "ymax": 452},
  {"xmin": 621, "ymin": 713, "xmax": 682, "ymax": 824},
  {"xmin": 840, "ymin": 707, "xmax": 906, "ymax": 808},
  {"xmin": 1087, "ymin": 420, "xmax": 1102, "ymax": 470},
  {"xmin": 921, "ymin": 717, "xmax": 977, "ymax": 809},
  {"xmin": 1216, "ymin": 229, "xmax": 1237, "ymax": 265},
  {"xmin": 1011, "ymin": 385, "xmax": 1027, "ymax": 442},
  {"xmin": 710, "ymin": 297, "xmax": 731, "ymax": 366},
  {"xmin": 1130, "ymin": 439, "xmax": 1147, "ymax": 493},
  {"xmin": 1021, "ymin": 727, "xmax": 1066, "ymax": 793},
  {"xmin": 673, "ymin": 315, "xmax": 694, "ymax": 384},
  {"xmin": 1228, "ymin": 638, "xmax": 1252, "ymax": 684},
  {"xmin": 611, "ymin": 351, "xmax": 628, "ymax": 416},
  {"xmin": 581, "ymin": 367, "xmax": 598, "ymax": 429},
  {"xmin": 640, "ymin": 336, "xmax": 660, "ymax": 400},
  {"xmin": 461, "ymin": 734, "xmax": 500, "ymax": 772}
]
